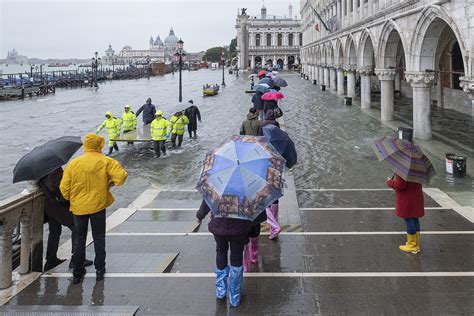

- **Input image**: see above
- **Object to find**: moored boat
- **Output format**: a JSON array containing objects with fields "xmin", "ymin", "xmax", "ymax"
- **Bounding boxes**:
[{"xmin": 203, "ymin": 84, "xmax": 219, "ymax": 96}]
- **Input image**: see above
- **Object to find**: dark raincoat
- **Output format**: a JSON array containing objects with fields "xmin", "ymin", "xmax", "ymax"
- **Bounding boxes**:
[
  {"xmin": 38, "ymin": 168, "xmax": 73, "ymax": 227},
  {"xmin": 184, "ymin": 105, "xmax": 201, "ymax": 132},
  {"xmin": 196, "ymin": 201, "xmax": 252, "ymax": 236},
  {"xmin": 135, "ymin": 103, "xmax": 156, "ymax": 125},
  {"xmin": 251, "ymin": 91, "xmax": 264, "ymax": 111}
]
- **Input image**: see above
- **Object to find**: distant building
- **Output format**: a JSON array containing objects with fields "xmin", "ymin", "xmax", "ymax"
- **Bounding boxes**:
[
  {"xmin": 103, "ymin": 27, "xmax": 182, "ymax": 65},
  {"xmin": 236, "ymin": 5, "xmax": 302, "ymax": 70},
  {"xmin": 5, "ymin": 49, "xmax": 28, "ymax": 64}
]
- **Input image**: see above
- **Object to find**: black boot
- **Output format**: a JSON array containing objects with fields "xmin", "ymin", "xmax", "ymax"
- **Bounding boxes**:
[
  {"xmin": 96, "ymin": 268, "xmax": 106, "ymax": 281},
  {"xmin": 106, "ymin": 147, "xmax": 113, "ymax": 156},
  {"xmin": 113, "ymin": 143, "xmax": 119, "ymax": 151}
]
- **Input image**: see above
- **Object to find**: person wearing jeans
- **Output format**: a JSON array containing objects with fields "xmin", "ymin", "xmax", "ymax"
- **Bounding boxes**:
[
  {"xmin": 60, "ymin": 133, "xmax": 127, "ymax": 285},
  {"xmin": 73, "ymin": 209, "xmax": 106, "ymax": 278}
]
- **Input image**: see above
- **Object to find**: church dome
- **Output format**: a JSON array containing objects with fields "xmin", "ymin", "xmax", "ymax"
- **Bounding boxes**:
[
  {"xmin": 154, "ymin": 35, "xmax": 163, "ymax": 46},
  {"xmin": 164, "ymin": 27, "xmax": 179, "ymax": 45}
]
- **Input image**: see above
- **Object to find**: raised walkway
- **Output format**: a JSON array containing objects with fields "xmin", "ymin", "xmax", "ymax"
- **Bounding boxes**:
[{"xmin": 1, "ymin": 180, "xmax": 473, "ymax": 314}]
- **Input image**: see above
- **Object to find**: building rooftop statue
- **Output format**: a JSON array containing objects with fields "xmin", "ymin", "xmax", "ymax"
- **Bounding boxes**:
[{"xmin": 164, "ymin": 27, "xmax": 179, "ymax": 45}]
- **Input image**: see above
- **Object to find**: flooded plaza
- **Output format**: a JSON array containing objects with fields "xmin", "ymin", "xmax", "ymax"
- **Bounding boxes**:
[{"xmin": 1, "ymin": 70, "xmax": 472, "ymax": 206}]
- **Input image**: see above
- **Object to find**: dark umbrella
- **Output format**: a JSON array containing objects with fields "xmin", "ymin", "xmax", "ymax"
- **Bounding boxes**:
[
  {"xmin": 272, "ymin": 76, "xmax": 288, "ymax": 88},
  {"xmin": 13, "ymin": 136, "xmax": 83, "ymax": 183},
  {"xmin": 258, "ymin": 77, "xmax": 274, "ymax": 88},
  {"xmin": 262, "ymin": 125, "xmax": 297, "ymax": 168}
]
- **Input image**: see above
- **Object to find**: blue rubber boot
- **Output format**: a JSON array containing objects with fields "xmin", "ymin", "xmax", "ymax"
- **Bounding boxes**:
[
  {"xmin": 215, "ymin": 266, "xmax": 229, "ymax": 299},
  {"xmin": 229, "ymin": 265, "xmax": 244, "ymax": 307}
]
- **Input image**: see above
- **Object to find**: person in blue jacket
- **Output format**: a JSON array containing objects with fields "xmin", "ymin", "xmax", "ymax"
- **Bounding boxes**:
[{"xmin": 135, "ymin": 98, "xmax": 156, "ymax": 125}]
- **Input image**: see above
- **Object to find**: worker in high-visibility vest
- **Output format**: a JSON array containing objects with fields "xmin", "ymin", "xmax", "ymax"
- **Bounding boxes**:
[
  {"xmin": 170, "ymin": 111, "xmax": 189, "ymax": 148},
  {"xmin": 150, "ymin": 111, "xmax": 171, "ymax": 158},
  {"xmin": 121, "ymin": 104, "xmax": 137, "ymax": 145},
  {"xmin": 96, "ymin": 111, "xmax": 121, "ymax": 155}
]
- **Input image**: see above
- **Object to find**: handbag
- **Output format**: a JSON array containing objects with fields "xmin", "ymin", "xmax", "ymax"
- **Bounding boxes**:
[{"xmin": 273, "ymin": 106, "xmax": 283, "ymax": 118}]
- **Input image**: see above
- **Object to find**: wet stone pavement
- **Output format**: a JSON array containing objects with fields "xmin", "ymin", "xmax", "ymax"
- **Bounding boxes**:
[{"xmin": 2, "ymin": 72, "xmax": 474, "ymax": 315}]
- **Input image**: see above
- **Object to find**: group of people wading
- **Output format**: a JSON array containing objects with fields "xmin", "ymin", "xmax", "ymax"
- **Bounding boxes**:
[{"xmin": 97, "ymin": 98, "xmax": 201, "ymax": 157}]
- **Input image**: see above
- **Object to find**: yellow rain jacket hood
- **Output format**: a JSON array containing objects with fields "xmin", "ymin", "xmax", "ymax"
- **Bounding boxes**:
[{"xmin": 60, "ymin": 133, "xmax": 128, "ymax": 215}]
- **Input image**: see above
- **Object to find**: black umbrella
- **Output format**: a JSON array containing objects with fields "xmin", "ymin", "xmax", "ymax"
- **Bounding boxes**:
[
  {"xmin": 13, "ymin": 136, "xmax": 83, "ymax": 183},
  {"xmin": 262, "ymin": 125, "xmax": 297, "ymax": 168},
  {"xmin": 258, "ymin": 77, "xmax": 275, "ymax": 88}
]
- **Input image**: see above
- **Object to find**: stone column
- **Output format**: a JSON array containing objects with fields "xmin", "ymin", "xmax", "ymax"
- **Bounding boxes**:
[
  {"xmin": 341, "ymin": 0, "xmax": 346, "ymax": 28},
  {"xmin": 358, "ymin": 67, "xmax": 372, "ymax": 109},
  {"xmin": 319, "ymin": 65, "xmax": 324, "ymax": 84},
  {"xmin": 405, "ymin": 72, "xmax": 436, "ymax": 140},
  {"xmin": 375, "ymin": 68, "xmax": 397, "ymax": 121},
  {"xmin": 0, "ymin": 225, "xmax": 15, "ymax": 289},
  {"xmin": 284, "ymin": 56, "xmax": 288, "ymax": 70},
  {"xmin": 337, "ymin": 67, "xmax": 345, "ymax": 95},
  {"xmin": 323, "ymin": 66, "xmax": 330, "ymax": 86},
  {"xmin": 329, "ymin": 66, "xmax": 337, "ymax": 91},
  {"xmin": 250, "ymin": 56, "xmax": 255, "ymax": 69},
  {"xmin": 346, "ymin": 66, "xmax": 356, "ymax": 97}
]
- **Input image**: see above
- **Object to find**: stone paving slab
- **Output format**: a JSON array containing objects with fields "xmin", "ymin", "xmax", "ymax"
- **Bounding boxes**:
[
  {"xmin": 109, "ymin": 221, "xmax": 200, "ymax": 233},
  {"xmin": 49, "ymin": 253, "xmax": 178, "ymax": 274},
  {"xmin": 98, "ymin": 235, "xmax": 474, "ymax": 273},
  {"xmin": 127, "ymin": 210, "xmax": 198, "ymax": 222},
  {"xmin": 296, "ymin": 190, "xmax": 440, "ymax": 208},
  {"xmin": 143, "ymin": 190, "xmax": 201, "ymax": 209},
  {"xmin": 301, "ymin": 208, "xmax": 474, "ymax": 232},
  {"xmin": 6, "ymin": 277, "xmax": 473, "ymax": 315}
]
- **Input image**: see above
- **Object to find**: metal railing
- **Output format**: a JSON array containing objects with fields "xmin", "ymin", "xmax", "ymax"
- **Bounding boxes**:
[{"xmin": 0, "ymin": 184, "xmax": 44, "ymax": 289}]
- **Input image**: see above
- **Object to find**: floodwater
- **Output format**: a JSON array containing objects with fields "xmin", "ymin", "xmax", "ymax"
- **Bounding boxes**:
[{"xmin": 0, "ymin": 70, "xmax": 472, "ymax": 210}]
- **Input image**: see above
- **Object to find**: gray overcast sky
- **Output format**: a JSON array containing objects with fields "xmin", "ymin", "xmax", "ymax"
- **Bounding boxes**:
[{"xmin": 1, "ymin": 0, "xmax": 299, "ymax": 59}]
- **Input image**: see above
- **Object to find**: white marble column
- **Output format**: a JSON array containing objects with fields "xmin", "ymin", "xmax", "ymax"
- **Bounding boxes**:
[
  {"xmin": 368, "ymin": 0, "xmax": 373, "ymax": 16},
  {"xmin": 337, "ymin": 68, "xmax": 345, "ymax": 95},
  {"xmin": 406, "ymin": 72, "xmax": 436, "ymax": 140},
  {"xmin": 323, "ymin": 66, "xmax": 329, "ymax": 86},
  {"xmin": 319, "ymin": 65, "xmax": 324, "ymax": 84},
  {"xmin": 358, "ymin": 67, "xmax": 372, "ymax": 109},
  {"xmin": 284, "ymin": 56, "xmax": 288, "ymax": 70},
  {"xmin": 329, "ymin": 67, "xmax": 337, "ymax": 91},
  {"xmin": 375, "ymin": 69, "xmax": 397, "ymax": 121},
  {"xmin": 346, "ymin": 66, "xmax": 356, "ymax": 97},
  {"xmin": 250, "ymin": 56, "xmax": 255, "ymax": 69}
]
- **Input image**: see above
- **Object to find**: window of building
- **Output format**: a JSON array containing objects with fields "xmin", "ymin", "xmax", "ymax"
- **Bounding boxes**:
[
  {"xmin": 299, "ymin": 33, "xmax": 302, "ymax": 46},
  {"xmin": 256, "ymin": 34, "xmax": 261, "ymax": 47},
  {"xmin": 277, "ymin": 34, "xmax": 283, "ymax": 46},
  {"xmin": 289, "ymin": 34, "xmax": 293, "ymax": 46},
  {"xmin": 267, "ymin": 33, "xmax": 272, "ymax": 46}
]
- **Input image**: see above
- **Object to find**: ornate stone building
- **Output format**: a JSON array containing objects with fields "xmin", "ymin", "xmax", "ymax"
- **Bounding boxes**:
[
  {"xmin": 103, "ymin": 27, "xmax": 181, "ymax": 65},
  {"xmin": 300, "ymin": 0, "xmax": 473, "ymax": 140},
  {"xmin": 236, "ymin": 5, "xmax": 302, "ymax": 70}
]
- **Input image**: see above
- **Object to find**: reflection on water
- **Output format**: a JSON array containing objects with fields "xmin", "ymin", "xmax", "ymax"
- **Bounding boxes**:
[{"xmin": 1, "ymin": 71, "xmax": 471, "ymax": 209}]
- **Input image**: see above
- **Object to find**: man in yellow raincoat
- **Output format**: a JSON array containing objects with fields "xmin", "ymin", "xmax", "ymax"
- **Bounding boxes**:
[
  {"xmin": 121, "ymin": 105, "xmax": 136, "ymax": 145},
  {"xmin": 150, "ymin": 111, "xmax": 171, "ymax": 158},
  {"xmin": 60, "ymin": 133, "xmax": 127, "ymax": 285},
  {"xmin": 96, "ymin": 111, "xmax": 121, "ymax": 155},
  {"xmin": 170, "ymin": 111, "xmax": 189, "ymax": 148}
]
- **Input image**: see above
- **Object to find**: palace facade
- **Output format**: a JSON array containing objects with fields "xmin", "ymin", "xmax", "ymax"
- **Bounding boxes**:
[
  {"xmin": 300, "ymin": 0, "xmax": 473, "ymax": 140},
  {"xmin": 236, "ymin": 5, "xmax": 302, "ymax": 70}
]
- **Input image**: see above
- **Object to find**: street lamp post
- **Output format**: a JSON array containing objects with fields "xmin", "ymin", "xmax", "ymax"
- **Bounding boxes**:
[
  {"xmin": 91, "ymin": 51, "xmax": 101, "ymax": 87},
  {"xmin": 174, "ymin": 39, "xmax": 186, "ymax": 102},
  {"xmin": 221, "ymin": 51, "xmax": 226, "ymax": 87}
]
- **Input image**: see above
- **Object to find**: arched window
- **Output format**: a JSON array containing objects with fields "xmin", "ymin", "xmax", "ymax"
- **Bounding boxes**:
[
  {"xmin": 266, "ymin": 34, "xmax": 272, "ymax": 46},
  {"xmin": 299, "ymin": 33, "xmax": 302, "ymax": 46},
  {"xmin": 256, "ymin": 34, "xmax": 261, "ymax": 47},
  {"xmin": 277, "ymin": 34, "xmax": 283, "ymax": 46},
  {"xmin": 288, "ymin": 34, "xmax": 293, "ymax": 46}
]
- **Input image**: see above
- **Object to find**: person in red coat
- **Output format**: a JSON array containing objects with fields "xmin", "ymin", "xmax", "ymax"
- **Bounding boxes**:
[{"xmin": 386, "ymin": 173, "xmax": 424, "ymax": 253}]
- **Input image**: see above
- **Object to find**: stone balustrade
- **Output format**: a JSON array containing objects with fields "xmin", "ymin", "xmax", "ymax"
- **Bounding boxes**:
[{"xmin": 0, "ymin": 184, "xmax": 44, "ymax": 289}]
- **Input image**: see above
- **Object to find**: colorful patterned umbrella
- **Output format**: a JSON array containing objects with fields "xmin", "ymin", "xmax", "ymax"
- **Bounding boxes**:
[
  {"xmin": 372, "ymin": 136, "xmax": 435, "ymax": 185},
  {"xmin": 197, "ymin": 136, "xmax": 286, "ymax": 221},
  {"xmin": 262, "ymin": 91, "xmax": 284, "ymax": 101}
]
